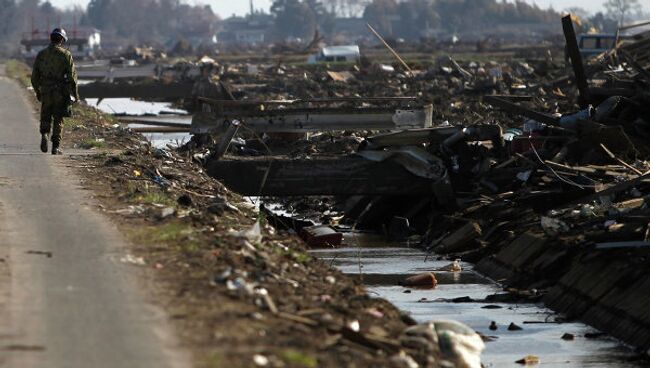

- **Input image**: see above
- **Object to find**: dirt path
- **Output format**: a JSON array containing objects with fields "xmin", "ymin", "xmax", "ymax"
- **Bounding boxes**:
[{"xmin": 0, "ymin": 67, "xmax": 189, "ymax": 367}]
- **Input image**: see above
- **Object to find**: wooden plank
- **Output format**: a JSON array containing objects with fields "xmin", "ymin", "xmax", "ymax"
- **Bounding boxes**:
[
  {"xmin": 205, "ymin": 156, "xmax": 437, "ymax": 196},
  {"xmin": 619, "ymin": 50, "xmax": 650, "ymax": 82},
  {"xmin": 563, "ymin": 172, "xmax": 650, "ymax": 208}
]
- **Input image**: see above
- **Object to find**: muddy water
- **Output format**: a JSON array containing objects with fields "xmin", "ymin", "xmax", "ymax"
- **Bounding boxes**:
[
  {"xmin": 84, "ymin": 97, "xmax": 192, "ymax": 148},
  {"xmin": 310, "ymin": 234, "xmax": 646, "ymax": 368}
]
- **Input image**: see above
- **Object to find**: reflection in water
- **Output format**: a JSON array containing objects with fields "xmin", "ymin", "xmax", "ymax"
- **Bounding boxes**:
[
  {"xmin": 311, "ymin": 241, "xmax": 646, "ymax": 368},
  {"xmin": 85, "ymin": 98, "xmax": 186, "ymax": 116},
  {"xmin": 84, "ymin": 97, "xmax": 192, "ymax": 148}
]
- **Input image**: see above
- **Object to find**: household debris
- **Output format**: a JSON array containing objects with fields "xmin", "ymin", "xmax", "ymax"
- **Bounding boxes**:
[{"xmin": 400, "ymin": 272, "xmax": 438, "ymax": 288}]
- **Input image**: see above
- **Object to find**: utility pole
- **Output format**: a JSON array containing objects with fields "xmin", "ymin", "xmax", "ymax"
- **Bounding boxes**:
[{"xmin": 250, "ymin": 0, "xmax": 254, "ymax": 15}]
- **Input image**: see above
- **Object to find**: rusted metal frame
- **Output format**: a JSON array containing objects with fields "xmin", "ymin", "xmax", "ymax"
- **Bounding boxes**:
[
  {"xmin": 219, "ymin": 106, "xmax": 401, "ymax": 117},
  {"xmin": 198, "ymin": 96, "xmax": 418, "ymax": 107},
  {"xmin": 191, "ymin": 106, "xmax": 433, "ymax": 134}
]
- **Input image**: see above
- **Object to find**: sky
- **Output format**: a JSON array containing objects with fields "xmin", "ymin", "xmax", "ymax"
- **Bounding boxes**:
[{"xmin": 46, "ymin": 0, "xmax": 649, "ymax": 17}]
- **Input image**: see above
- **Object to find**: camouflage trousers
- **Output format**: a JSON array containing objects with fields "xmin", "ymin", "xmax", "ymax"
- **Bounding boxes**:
[{"xmin": 39, "ymin": 90, "xmax": 68, "ymax": 146}]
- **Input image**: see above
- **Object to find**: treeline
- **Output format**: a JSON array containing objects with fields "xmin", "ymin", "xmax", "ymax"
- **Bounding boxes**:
[
  {"xmin": 0, "ymin": 0, "xmax": 80, "ymax": 52},
  {"xmin": 271, "ymin": 0, "xmax": 561, "ymax": 40},
  {"xmin": 365, "ymin": 0, "xmax": 559, "ymax": 39},
  {"xmin": 0, "ymin": 0, "xmax": 219, "ymax": 54},
  {"xmin": 82, "ymin": 0, "xmax": 219, "ymax": 44}
]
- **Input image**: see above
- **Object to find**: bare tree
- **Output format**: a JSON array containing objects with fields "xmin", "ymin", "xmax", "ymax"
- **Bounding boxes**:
[
  {"xmin": 322, "ymin": 0, "xmax": 369, "ymax": 17},
  {"xmin": 603, "ymin": 0, "xmax": 641, "ymax": 26}
]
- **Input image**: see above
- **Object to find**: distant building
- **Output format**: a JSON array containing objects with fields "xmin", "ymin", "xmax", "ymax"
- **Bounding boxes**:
[
  {"xmin": 21, "ymin": 27, "xmax": 101, "ymax": 62},
  {"xmin": 217, "ymin": 13, "xmax": 274, "ymax": 46}
]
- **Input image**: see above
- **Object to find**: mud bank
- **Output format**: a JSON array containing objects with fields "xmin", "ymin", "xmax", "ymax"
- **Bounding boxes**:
[{"xmin": 476, "ymin": 232, "xmax": 650, "ymax": 356}]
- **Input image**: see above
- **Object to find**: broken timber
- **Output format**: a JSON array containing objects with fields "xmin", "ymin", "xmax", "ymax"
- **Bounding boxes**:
[
  {"xmin": 484, "ymin": 95, "xmax": 560, "ymax": 126},
  {"xmin": 206, "ymin": 156, "xmax": 439, "ymax": 196},
  {"xmin": 191, "ymin": 103, "xmax": 433, "ymax": 134},
  {"xmin": 562, "ymin": 15, "xmax": 590, "ymax": 107}
]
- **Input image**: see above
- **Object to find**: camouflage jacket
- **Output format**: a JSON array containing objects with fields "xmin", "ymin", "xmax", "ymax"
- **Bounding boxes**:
[{"xmin": 31, "ymin": 44, "xmax": 79, "ymax": 99}]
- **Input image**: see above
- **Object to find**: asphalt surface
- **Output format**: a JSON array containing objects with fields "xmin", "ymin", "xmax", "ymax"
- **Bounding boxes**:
[{"xmin": 0, "ymin": 66, "xmax": 188, "ymax": 368}]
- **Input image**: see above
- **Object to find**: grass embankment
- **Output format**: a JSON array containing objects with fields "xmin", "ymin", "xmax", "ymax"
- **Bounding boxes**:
[{"xmin": 4, "ymin": 59, "xmax": 32, "ymax": 87}]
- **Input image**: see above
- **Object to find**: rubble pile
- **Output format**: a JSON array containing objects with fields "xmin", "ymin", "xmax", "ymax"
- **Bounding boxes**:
[
  {"xmin": 213, "ymin": 55, "xmax": 566, "ymax": 127},
  {"xmin": 411, "ymin": 27, "xmax": 650, "ymax": 352},
  {"xmin": 425, "ymin": 29, "xmax": 650, "ymax": 259}
]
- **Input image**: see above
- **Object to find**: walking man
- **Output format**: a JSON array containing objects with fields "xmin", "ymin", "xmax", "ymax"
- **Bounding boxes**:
[{"xmin": 31, "ymin": 28, "xmax": 79, "ymax": 155}]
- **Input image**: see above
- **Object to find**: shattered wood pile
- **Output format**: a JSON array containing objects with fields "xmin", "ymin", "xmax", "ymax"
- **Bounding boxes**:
[
  {"xmin": 183, "ymin": 21, "xmax": 578, "ymax": 237},
  {"xmin": 421, "ymin": 16, "xmax": 650, "ymax": 352}
]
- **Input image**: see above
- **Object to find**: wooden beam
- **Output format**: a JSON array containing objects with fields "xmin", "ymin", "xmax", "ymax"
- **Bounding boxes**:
[
  {"xmin": 130, "ymin": 126, "xmax": 190, "ymax": 133},
  {"xmin": 484, "ymin": 96, "xmax": 560, "ymax": 126},
  {"xmin": 80, "ymin": 81, "xmax": 194, "ymax": 99},
  {"xmin": 206, "ymin": 156, "xmax": 437, "ymax": 196},
  {"xmin": 213, "ymin": 121, "xmax": 241, "ymax": 160},
  {"xmin": 367, "ymin": 23, "xmax": 412, "ymax": 72},
  {"xmin": 118, "ymin": 118, "xmax": 191, "ymax": 129},
  {"xmin": 562, "ymin": 15, "xmax": 590, "ymax": 108}
]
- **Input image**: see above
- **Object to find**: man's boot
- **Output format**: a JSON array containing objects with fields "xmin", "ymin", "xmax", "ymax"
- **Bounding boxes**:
[
  {"xmin": 40, "ymin": 134, "xmax": 49, "ymax": 153},
  {"xmin": 51, "ymin": 143, "xmax": 62, "ymax": 155}
]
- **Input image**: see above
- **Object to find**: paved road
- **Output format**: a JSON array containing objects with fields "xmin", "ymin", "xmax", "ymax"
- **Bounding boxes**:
[{"xmin": 0, "ymin": 66, "xmax": 189, "ymax": 367}]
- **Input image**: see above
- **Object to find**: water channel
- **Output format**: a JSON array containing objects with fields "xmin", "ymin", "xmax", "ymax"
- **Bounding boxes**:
[
  {"xmin": 310, "ymin": 233, "xmax": 647, "ymax": 368},
  {"xmin": 85, "ymin": 97, "xmax": 191, "ymax": 148}
]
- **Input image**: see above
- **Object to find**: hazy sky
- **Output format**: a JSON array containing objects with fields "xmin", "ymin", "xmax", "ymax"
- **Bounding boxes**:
[{"xmin": 46, "ymin": 0, "xmax": 648, "ymax": 17}]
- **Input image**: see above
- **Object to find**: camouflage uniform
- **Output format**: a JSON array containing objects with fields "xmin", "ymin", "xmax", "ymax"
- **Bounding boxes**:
[{"xmin": 31, "ymin": 44, "xmax": 79, "ymax": 148}]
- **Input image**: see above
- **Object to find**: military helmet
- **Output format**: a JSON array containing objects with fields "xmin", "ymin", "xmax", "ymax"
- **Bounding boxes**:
[{"xmin": 51, "ymin": 28, "xmax": 68, "ymax": 43}]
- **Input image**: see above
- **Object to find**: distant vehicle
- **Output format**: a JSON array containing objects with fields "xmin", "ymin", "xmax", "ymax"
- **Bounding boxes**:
[
  {"xmin": 308, "ymin": 45, "xmax": 360, "ymax": 64},
  {"xmin": 577, "ymin": 34, "xmax": 632, "ymax": 58}
]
